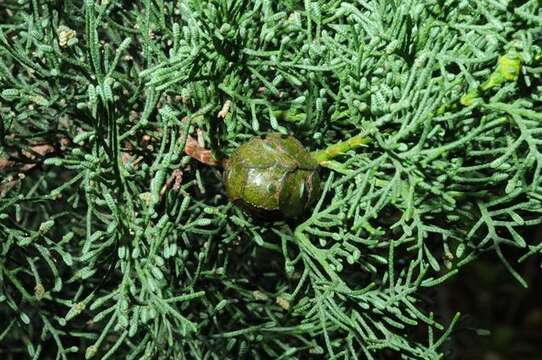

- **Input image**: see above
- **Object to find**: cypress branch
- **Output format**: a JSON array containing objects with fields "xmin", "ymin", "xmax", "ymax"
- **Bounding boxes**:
[{"xmin": 1, "ymin": 0, "xmax": 541, "ymax": 358}]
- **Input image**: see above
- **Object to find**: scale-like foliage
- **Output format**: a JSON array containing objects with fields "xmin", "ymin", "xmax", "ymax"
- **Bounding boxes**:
[{"xmin": 1, "ymin": 0, "xmax": 541, "ymax": 359}]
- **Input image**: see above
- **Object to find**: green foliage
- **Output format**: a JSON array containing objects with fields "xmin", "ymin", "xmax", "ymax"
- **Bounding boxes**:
[{"xmin": 1, "ymin": 0, "xmax": 541, "ymax": 359}]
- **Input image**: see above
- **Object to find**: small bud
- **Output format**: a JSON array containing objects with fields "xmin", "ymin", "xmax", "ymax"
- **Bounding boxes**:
[
  {"xmin": 65, "ymin": 302, "xmax": 86, "ymax": 321},
  {"xmin": 39, "ymin": 220, "xmax": 55, "ymax": 234},
  {"xmin": 57, "ymin": 25, "xmax": 77, "ymax": 48},
  {"xmin": 34, "ymin": 283, "xmax": 45, "ymax": 301},
  {"xmin": 85, "ymin": 345, "xmax": 97, "ymax": 359},
  {"xmin": 252, "ymin": 290, "xmax": 268, "ymax": 301},
  {"xmin": 276, "ymin": 296, "xmax": 290, "ymax": 311}
]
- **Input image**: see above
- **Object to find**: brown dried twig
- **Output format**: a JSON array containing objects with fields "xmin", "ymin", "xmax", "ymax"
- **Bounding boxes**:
[
  {"xmin": 179, "ymin": 115, "xmax": 218, "ymax": 166},
  {"xmin": 183, "ymin": 135, "xmax": 218, "ymax": 166},
  {"xmin": 0, "ymin": 142, "xmax": 59, "ymax": 173},
  {"xmin": 0, "ymin": 141, "xmax": 64, "ymax": 196}
]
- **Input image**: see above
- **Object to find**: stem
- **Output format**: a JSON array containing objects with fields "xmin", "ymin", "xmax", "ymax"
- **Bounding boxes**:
[
  {"xmin": 311, "ymin": 133, "xmax": 370, "ymax": 163},
  {"xmin": 311, "ymin": 49, "xmax": 524, "ymax": 168},
  {"xmin": 436, "ymin": 50, "xmax": 522, "ymax": 114}
]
